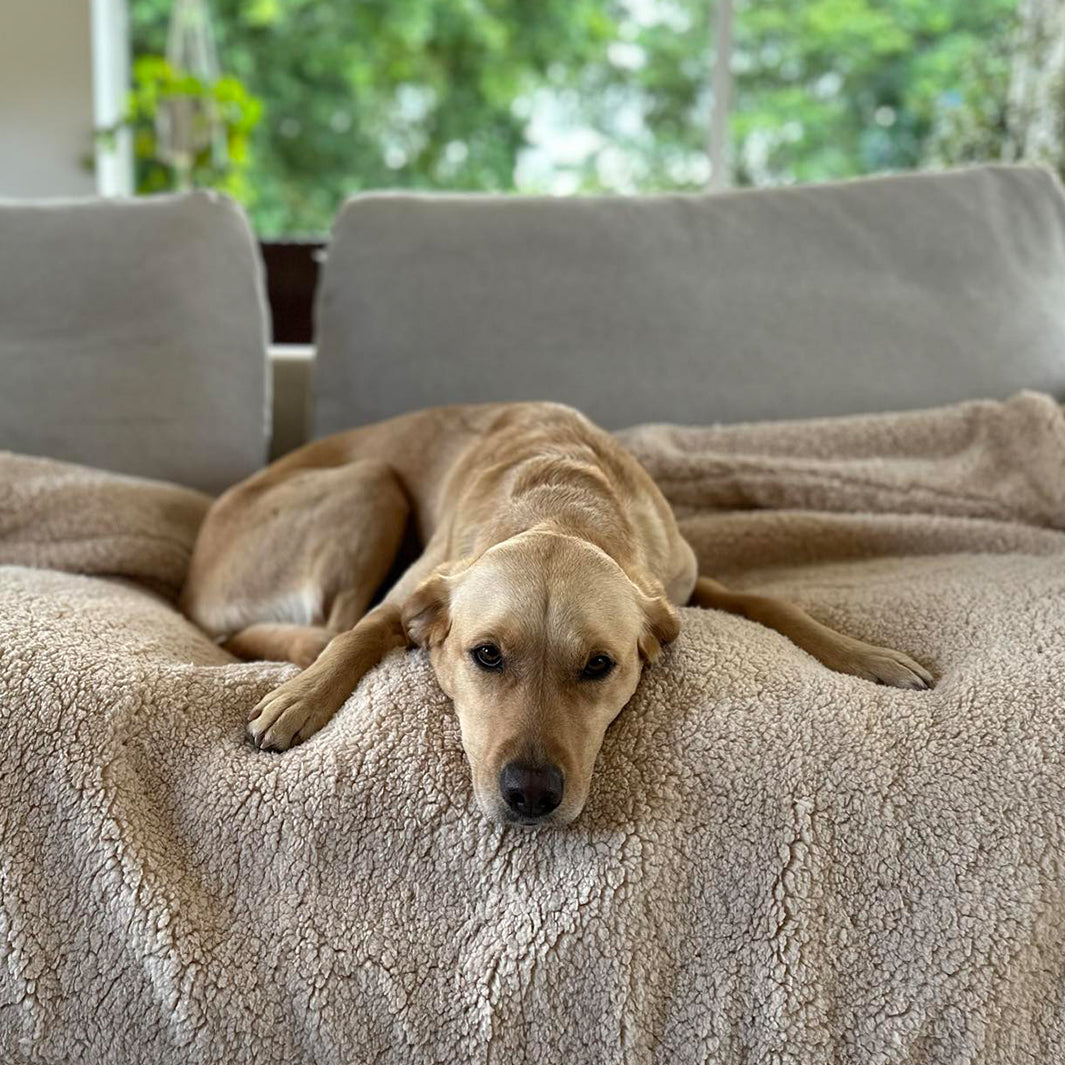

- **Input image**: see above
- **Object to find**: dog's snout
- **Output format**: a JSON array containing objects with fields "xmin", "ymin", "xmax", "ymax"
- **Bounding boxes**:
[{"xmin": 499, "ymin": 762, "xmax": 564, "ymax": 819}]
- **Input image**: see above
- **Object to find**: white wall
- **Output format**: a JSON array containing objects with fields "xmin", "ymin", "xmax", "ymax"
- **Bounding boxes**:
[{"xmin": 0, "ymin": 0, "xmax": 99, "ymax": 196}]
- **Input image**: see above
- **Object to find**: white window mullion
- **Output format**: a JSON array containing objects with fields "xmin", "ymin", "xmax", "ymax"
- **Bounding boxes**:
[{"xmin": 91, "ymin": 0, "xmax": 133, "ymax": 196}]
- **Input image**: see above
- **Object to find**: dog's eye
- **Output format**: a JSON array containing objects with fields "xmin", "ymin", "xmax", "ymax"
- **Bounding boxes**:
[
  {"xmin": 471, "ymin": 644, "xmax": 504, "ymax": 671},
  {"xmin": 581, "ymin": 654, "xmax": 615, "ymax": 679}
]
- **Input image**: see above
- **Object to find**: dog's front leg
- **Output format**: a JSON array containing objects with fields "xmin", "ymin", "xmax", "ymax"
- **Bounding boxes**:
[
  {"xmin": 247, "ymin": 603, "xmax": 407, "ymax": 750},
  {"xmin": 690, "ymin": 577, "xmax": 934, "ymax": 689}
]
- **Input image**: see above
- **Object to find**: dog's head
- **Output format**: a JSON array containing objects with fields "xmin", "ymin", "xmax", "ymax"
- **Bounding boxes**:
[{"xmin": 402, "ymin": 529, "xmax": 679, "ymax": 825}]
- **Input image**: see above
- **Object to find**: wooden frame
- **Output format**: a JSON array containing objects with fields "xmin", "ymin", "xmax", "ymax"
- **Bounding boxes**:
[{"xmin": 259, "ymin": 240, "xmax": 325, "ymax": 343}]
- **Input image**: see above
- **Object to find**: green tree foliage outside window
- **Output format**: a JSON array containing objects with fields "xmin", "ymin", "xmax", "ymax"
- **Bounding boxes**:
[
  {"xmin": 130, "ymin": 0, "xmax": 1024, "ymax": 238},
  {"xmin": 728, "ymin": 0, "xmax": 1019, "ymax": 185}
]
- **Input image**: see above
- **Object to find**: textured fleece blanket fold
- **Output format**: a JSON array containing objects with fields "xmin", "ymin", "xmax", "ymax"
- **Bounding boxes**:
[{"xmin": 2, "ymin": 392, "xmax": 1065, "ymax": 1065}]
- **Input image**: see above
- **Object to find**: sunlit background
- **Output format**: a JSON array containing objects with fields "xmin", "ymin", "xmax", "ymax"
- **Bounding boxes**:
[
  {"xmin": 129, "ymin": 0, "xmax": 1062, "ymax": 238},
  {"xmin": 2, "ymin": 1, "xmax": 1063, "ymax": 239}
]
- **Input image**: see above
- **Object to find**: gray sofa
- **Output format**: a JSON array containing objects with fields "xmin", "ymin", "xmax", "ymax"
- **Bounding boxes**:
[
  {"xmin": 3, "ymin": 164, "xmax": 1065, "ymax": 491},
  {"xmin": 4, "ymin": 167, "xmax": 1065, "ymax": 1065},
  {"xmin": 314, "ymin": 165, "xmax": 1065, "ymax": 436},
  {"xmin": 0, "ymin": 192, "xmax": 270, "ymax": 495}
]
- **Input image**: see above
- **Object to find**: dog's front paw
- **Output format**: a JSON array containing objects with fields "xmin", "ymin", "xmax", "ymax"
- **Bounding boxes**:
[
  {"xmin": 838, "ymin": 641, "xmax": 935, "ymax": 690},
  {"xmin": 246, "ymin": 671, "xmax": 348, "ymax": 751}
]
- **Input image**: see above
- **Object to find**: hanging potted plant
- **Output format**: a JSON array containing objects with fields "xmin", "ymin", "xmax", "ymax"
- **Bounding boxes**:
[{"xmin": 99, "ymin": 0, "xmax": 262, "ymax": 200}]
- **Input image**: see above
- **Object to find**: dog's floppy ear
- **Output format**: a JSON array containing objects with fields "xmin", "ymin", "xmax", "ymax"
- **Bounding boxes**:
[
  {"xmin": 401, "ymin": 570, "xmax": 452, "ymax": 648},
  {"xmin": 637, "ymin": 589, "xmax": 681, "ymax": 663}
]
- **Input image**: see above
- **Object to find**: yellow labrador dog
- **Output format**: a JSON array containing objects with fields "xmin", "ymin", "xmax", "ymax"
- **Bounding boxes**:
[{"xmin": 182, "ymin": 402, "xmax": 932, "ymax": 825}]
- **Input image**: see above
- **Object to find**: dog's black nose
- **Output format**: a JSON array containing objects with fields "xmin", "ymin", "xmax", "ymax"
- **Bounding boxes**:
[{"xmin": 499, "ymin": 762, "xmax": 564, "ymax": 819}]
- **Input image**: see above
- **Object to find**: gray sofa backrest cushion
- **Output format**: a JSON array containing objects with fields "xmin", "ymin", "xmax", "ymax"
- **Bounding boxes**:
[
  {"xmin": 314, "ymin": 165, "xmax": 1065, "ymax": 436},
  {"xmin": 0, "ymin": 192, "xmax": 270, "ymax": 494}
]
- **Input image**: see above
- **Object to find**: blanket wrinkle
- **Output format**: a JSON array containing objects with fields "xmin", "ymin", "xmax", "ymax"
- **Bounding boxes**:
[
  {"xmin": 0, "ymin": 451, "xmax": 210, "ymax": 600},
  {"xmin": 3, "ymin": 394, "xmax": 1065, "ymax": 1062},
  {"xmin": 618, "ymin": 390, "xmax": 1065, "ymax": 533}
]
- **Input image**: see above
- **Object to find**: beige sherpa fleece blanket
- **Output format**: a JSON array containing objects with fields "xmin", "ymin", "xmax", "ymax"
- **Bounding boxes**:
[{"xmin": 3, "ymin": 392, "xmax": 1065, "ymax": 1065}]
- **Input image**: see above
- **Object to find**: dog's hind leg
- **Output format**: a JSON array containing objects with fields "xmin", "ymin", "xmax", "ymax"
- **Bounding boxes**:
[
  {"xmin": 690, "ymin": 576, "xmax": 934, "ymax": 689},
  {"xmin": 183, "ymin": 459, "xmax": 411, "ymax": 645},
  {"xmin": 222, "ymin": 623, "xmax": 334, "ymax": 669},
  {"xmin": 223, "ymin": 586, "xmax": 386, "ymax": 670}
]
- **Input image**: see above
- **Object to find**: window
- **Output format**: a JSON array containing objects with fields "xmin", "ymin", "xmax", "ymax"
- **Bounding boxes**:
[{"xmin": 126, "ymin": 0, "xmax": 1063, "ymax": 238}]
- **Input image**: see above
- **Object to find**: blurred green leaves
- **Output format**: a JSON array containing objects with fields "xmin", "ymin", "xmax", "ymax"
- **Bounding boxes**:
[
  {"xmin": 128, "ymin": 0, "xmax": 1019, "ymax": 236},
  {"xmin": 728, "ymin": 0, "xmax": 1017, "ymax": 184}
]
